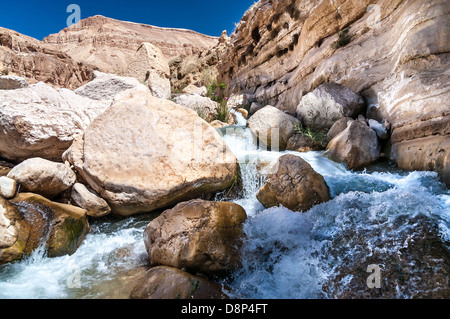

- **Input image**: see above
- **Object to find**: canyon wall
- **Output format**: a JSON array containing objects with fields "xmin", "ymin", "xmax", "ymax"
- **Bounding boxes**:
[{"xmin": 218, "ymin": 0, "xmax": 450, "ymax": 185}]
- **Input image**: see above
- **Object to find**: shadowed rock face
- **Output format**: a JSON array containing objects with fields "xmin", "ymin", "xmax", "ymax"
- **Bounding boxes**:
[
  {"xmin": 43, "ymin": 15, "xmax": 218, "ymax": 75},
  {"xmin": 219, "ymin": 0, "xmax": 450, "ymax": 185}
]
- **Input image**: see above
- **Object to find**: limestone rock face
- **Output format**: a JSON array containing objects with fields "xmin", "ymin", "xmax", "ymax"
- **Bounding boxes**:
[
  {"xmin": 169, "ymin": 33, "xmax": 230, "ymax": 92},
  {"xmin": 71, "ymin": 183, "xmax": 111, "ymax": 218},
  {"xmin": 256, "ymin": 154, "xmax": 330, "ymax": 212},
  {"xmin": 0, "ymin": 75, "xmax": 27, "ymax": 90},
  {"xmin": 218, "ymin": 0, "xmax": 450, "ymax": 183},
  {"xmin": 124, "ymin": 43, "xmax": 171, "ymax": 99},
  {"xmin": 325, "ymin": 120, "xmax": 380, "ymax": 169},
  {"xmin": 130, "ymin": 266, "xmax": 230, "ymax": 299},
  {"xmin": 143, "ymin": 200, "xmax": 247, "ymax": 276},
  {"xmin": 75, "ymin": 71, "xmax": 149, "ymax": 101},
  {"xmin": 7, "ymin": 158, "xmax": 76, "ymax": 199},
  {"xmin": 65, "ymin": 89, "xmax": 238, "ymax": 216},
  {"xmin": 296, "ymin": 83, "xmax": 365, "ymax": 129},
  {"xmin": 43, "ymin": 15, "xmax": 218, "ymax": 75},
  {"xmin": 0, "ymin": 82, "xmax": 111, "ymax": 162},
  {"xmin": 0, "ymin": 27, "xmax": 94, "ymax": 89},
  {"xmin": 247, "ymin": 106, "xmax": 300, "ymax": 150}
]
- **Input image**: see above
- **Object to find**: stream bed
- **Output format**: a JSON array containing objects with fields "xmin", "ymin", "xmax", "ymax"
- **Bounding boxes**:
[{"xmin": 0, "ymin": 115, "xmax": 448, "ymax": 299}]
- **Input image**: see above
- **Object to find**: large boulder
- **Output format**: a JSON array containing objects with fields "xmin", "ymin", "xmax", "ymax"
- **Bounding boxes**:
[
  {"xmin": 327, "ymin": 117, "xmax": 354, "ymax": 142},
  {"xmin": 64, "ymin": 89, "xmax": 239, "ymax": 216},
  {"xmin": 325, "ymin": 120, "xmax": 380, "ymax": 169},
  {"xmin": 130, "ymin": 266, "xmax": 230, "ymax": 299},
  {"xmin": 0, "ymin": 75, "xmax": 27, "ymax": 90},
  {"xmin": 247, "ymin": 105, "xmax": 301, "ymax": 150},
  {"xmin": 296, "ymin": 83, "xmax": 365, "ymax": 129},
  {"xmin": 7, "ymin": 158, "xmax": 76, "ymax": 199},
  {"xmin": 0, "ymin": 82, "xmax": 110, "ymax": 162},
  {"xmin": 124, "ymin": 42, "xmax": 171, "ymax": 99},
  {"xmin": 173, "ymin": 94, "xmax": 219, "ymax": 123},
  {"xmin": 0, "ymin": 193, "xmax": 90, "ymax": 264},
  {"xmin": 256, "ymin": 154, "xmax": 330, "ymax": 212},
  {"xmin": 143, "ymin": 199, "xmax": 247, "ymax": 276},
  {"xmin": 71, "ymin": 183, "xmax": 111, "ymax": 218},
  {"xmin": 75, "ymin": 71, "xmax": 149, "ymax": 102}
]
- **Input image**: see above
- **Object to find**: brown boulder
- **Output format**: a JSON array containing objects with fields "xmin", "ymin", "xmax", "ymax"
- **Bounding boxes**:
[
  {"xmin": 257, "ymin": 154, "xmax": 330, "ymax": 212},
  {"xmin": 144, "ymin": 200, "xmax": 247, "ymax": 276},
  {"xmin": 325, "ymin": 120, "xmax": 380, "ymax": 169},
  {"xmin": 130, "ymin": 266, "xmax": 230, "ymax": 299},
  {"xmin": 1, "ymin": 193, "xmax": 90, "ymax": 262},
  {"xmin": 286, "ymin": 134, "xmax": 324, "ymax": 152}
]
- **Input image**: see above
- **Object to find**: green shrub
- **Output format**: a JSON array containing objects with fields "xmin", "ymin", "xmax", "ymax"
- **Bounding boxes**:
[
  {"xmin": 214, "ymin": 100, "xmax": 229, "ymax": 123},
  {"xmin": 1, "ymin": 69, "xmax": 9, "ymax": 76},
  {"xmin": 294, "ymin": 124, "xmax": 329, "ymax": 148},
  {"xmin": 333, "ymin": 27, "xmax": 351, "ymax": 49}
]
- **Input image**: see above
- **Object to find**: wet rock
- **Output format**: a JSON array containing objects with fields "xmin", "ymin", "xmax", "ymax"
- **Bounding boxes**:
[
  {"xmin": 7, "ymin": 158, "xmax": 76, "ymax": 199},
  {"xmin": 144, "ymin": 199, "xmax": 247, "ymax": 276},
  {"xmin": 247, "ymin": 105, "xmax": 301, "ymax": 150},
  {"xmin": 257, "ymin": 154, "xmax": 330, "ymax": 212},
  {"xmin": 8, "ymin": 193, "xmax": 90, "ymax": 259},
  {"xmin": 65, "ymin": 89, "xmax": 238, "ymax": 216},
  {"xmin": 236, "ymin": 108, "xmax": 249, "ymax": 119},
  {"xmin": 0, "ymin": 197, "xmax": 29, "ymax": 265},
  {"xmin": 71, "ymin": 183, "xmax": 111, "ymax": 218},
  {"xmin": 130, "ymin": 266, "xmax": 230, "ymax": 299},
  {"xmin": 325, "ymin": 120, "xmax": 380, "ymax": 169},
  {"xmin": 0, "ymin": 176, "xmax": 17, "ymax": 199}
]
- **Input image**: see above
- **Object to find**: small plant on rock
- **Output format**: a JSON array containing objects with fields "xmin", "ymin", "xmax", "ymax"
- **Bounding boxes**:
[
  {"xmin": 1, "ymin": 69, "xmax": 9, "ymax": 76},
  {"xmin": 294, "ymin": 124, "xmax": 329, "ymax": 148},
  {"xmin": 333, "ymin": 27, "xmax": 352, "ymax": 49}
]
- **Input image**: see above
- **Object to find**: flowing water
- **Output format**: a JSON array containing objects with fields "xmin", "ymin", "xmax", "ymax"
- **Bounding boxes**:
[{"xmin": 0, "ymin": 113, "xmax": 449, "ymax": 299}]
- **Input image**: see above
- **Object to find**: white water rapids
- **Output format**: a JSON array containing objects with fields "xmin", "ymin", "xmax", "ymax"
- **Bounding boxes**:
[{"xmin": 0, "ymin": 113, "xmax": 448, "ymax": 299}]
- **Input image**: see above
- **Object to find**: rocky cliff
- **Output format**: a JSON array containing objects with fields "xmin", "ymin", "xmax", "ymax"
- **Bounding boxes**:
[
  {"xmin": 0, "ymin": 27, "xmax": 94, "ymax": 89},
  {"xmin": 43, "ymin": 15, "xmax": 218, "ymax": 74},
  {"xmin": 218, "ymin": 0, "xmax": 450, "ymax": 185}
]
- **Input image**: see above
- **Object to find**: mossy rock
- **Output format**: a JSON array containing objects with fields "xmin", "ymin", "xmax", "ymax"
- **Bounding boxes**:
[{"xmin": 10, "ymin": 193, "xmax": 90, "ymax": 258}]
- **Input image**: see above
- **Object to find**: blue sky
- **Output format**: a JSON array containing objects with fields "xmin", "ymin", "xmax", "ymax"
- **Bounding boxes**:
[{"xmin": 1, "ymin": 0, "xmax": 256, "ymax": 40}]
